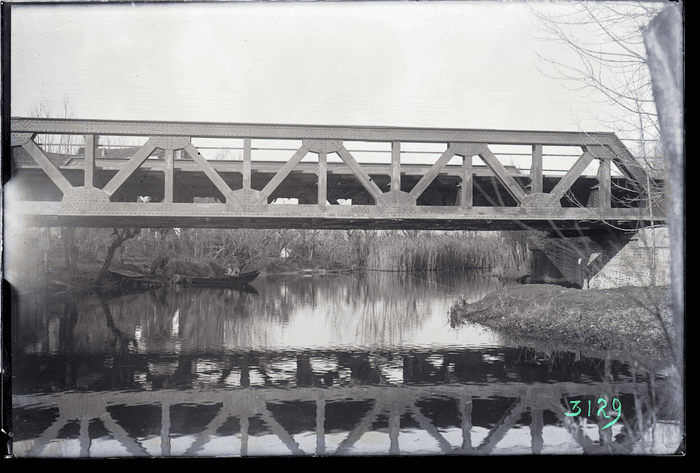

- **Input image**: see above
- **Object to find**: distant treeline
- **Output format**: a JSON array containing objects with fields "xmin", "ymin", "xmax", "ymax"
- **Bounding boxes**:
[{"xmin": 50, "ymin": 227, "xmax": 531, "ymax": 275}]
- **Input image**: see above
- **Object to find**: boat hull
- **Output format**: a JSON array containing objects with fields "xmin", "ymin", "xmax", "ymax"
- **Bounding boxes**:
[{"xmin": 187, "ymin": 270, "xmax": 260, "ymax": 287}]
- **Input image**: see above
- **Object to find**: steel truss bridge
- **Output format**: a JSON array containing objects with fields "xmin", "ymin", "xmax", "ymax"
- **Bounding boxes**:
[{"xmin": 7, "ymin": 118, "xmax": 665, "ymax": 231}]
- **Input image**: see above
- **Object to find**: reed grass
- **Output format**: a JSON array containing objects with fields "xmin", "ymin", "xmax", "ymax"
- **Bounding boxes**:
[
  {"xmin": 365, "ymin": 231, "xmax": 529, "ymax": 273},
  {"xmin": 59, "ymin": 227, "xmax": 530, "ymax": 275}
]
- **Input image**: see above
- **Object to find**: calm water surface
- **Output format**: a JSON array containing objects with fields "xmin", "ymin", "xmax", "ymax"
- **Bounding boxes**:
[{"xmin": 11, "ymin": 272, "xmax": 681, "ymax": 456}]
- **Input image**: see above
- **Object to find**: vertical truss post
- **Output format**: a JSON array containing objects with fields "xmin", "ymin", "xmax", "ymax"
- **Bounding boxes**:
[
  {"xmin": 161, "ymin": 399, "xmax": 171, "ymax": 457},
  {"xmin": 531, "ymin": 144, "xmax": 543, "ymax": 193},
  {"xmin": 530, "ymin": 407, "xmax": 544, "ymax": 454},
  {"xmin": 461, "ymin": 154, "xmax": 473, "ymax": 210},
  {"xmin": 391, "ymin": 141, "xmax": 401, "ymax": 191},
  {"xmin": 318, "ymin": 150, "xmax": 327, "ymax": 207},
  {"xmin": 164, "ymin": 149, "xmax": 174, "ymax": 204},
  {"xmin": 451, "ymin": 143, "xmax": 486, "ymax": 209},
  {"xmin": 240, "ymin": 414, "xmax": 249, "ymax": 457},
  {"xmin": 460, "ymin": 396, "xmax": 474, "ymax": 452},
  {"xmin": 79, "ymin": 417, "xmax": 91, "ymax": 457},
  {"xmin": 598, "ymin": 156, "xmax": 611, "ymax": 209},
  {"xmin": 315, "ymin": 396, "xmax": 326, "ymax": 455},
  {"xmin": 84, "ymin": 134, "xmax": 95, "ymax": 188},
  {"xmin": 389, "ymin": 406, "xmax": 401, "ymax": 455},
  {"xmin": 243, "ymin": 138, "xmax": 252, "ymax": 191}
]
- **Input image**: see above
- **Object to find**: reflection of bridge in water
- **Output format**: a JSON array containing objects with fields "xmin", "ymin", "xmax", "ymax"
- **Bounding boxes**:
[
  {"xmin": 13, "ymin": 346, "xmax": 671, "ymax": 456},
  {"xmin": 12, "ymin": 285, "xmax": 677, "ymax": 456},
  {"xmin": 13, "ymin": 380, "xmax": 659, "ymax": 456}
]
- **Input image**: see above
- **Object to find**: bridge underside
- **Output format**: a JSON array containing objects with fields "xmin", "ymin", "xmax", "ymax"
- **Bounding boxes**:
[{"xmin": 7, "ymin": 118, "xmax": 665, "ymax": 231}]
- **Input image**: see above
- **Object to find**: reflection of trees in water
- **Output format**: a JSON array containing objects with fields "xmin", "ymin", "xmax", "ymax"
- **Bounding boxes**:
[
  {"xmin": 222, "ymin": 273, "xmax": 472, "ymax": 350},
  {"xmin": 21, "ymin": 272, "xmax": 501, "ymax": 357},
  {"xmin": 315, "ymin": 272, "xmax": 501, "ymax": 348},
  {"xmin": 336, "ymin": 273, "xmax": 428, "ymax": 347},
  {"xmin": 59, "ymin": 292, "xmax": 175, "ymax": 354},
  {"xmin": 15, "ymin": 272, "xmax": 505, "ymax": 389},
  {"xmin": 62, "ymin": 287, "xmax": 265, "ymax": 354},
  {"xmin": 427, "ymin": 271, "xmax": 502, "ymax": 303}
]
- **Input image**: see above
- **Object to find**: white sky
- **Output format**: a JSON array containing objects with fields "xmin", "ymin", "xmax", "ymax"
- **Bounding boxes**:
[{"xmin": 10, "ymin": 0, "xmax": 638, "ymax": 134}]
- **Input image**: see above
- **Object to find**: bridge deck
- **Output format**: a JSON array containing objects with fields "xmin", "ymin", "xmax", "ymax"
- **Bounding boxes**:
[{"xmin": 7, "ymin": 118, "xmax": 664, "ymax": 230}]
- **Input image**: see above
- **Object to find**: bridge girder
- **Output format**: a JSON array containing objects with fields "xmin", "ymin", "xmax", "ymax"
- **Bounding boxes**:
[{"xmin": 7, "ymin": 117, "xmax": 665, "ymax": 231}]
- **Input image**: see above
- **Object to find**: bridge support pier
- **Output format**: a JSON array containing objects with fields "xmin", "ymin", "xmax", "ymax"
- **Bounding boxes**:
[{"xmin": 528, "ymin": 226, "xmax": 670, "ymax": 289}]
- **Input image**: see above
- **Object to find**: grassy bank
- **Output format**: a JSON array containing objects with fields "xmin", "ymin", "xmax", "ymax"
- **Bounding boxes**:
[{"xmin": 449, "ymin": 284, "xmax": 677, "ymax": 367}]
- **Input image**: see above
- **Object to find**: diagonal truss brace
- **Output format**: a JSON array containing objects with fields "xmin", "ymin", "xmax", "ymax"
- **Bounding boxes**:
[
  {"xmin": 102, "ymin": 140, "xmax": 158, "ymax": 197},
  {"xmin": 261, "ymin": 144, "xmax": 310, "ymax": 199},
  {"xmin": 336, "ymin": 146, "xmax": 384, "ymax": 201},
  {"xmin": 21, "ymin": 139, "xmax": 73, "ymax": 194},
  {"xmin": 184, "ymin": 142, "xmax": 234, "ymax": 199},
  {"xmin": 409, "ymin": 146, "xmax": 457, "ymax": 200},
  {"xmin": 549, "ymin": 151, "xmax": 596, "ymax": 201},
  {"xmin": 477, "ymin": 147, "xmax": 527, "ymax": 203}
]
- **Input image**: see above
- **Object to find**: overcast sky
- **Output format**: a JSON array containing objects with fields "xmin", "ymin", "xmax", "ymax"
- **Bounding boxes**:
[{"xmin": 11, "ymin": 1, "xmax": 636, "ymax": 134}]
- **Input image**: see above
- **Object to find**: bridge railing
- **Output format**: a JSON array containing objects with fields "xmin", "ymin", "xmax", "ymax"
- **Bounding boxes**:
[{"xmin": 8, "ymin": 118, "xmax": 664, "ymax": 230}]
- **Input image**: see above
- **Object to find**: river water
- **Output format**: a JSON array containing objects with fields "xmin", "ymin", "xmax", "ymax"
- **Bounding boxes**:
[{"xmin": 10, "ymin": 271, "xmax": 682, "ymax": 457}]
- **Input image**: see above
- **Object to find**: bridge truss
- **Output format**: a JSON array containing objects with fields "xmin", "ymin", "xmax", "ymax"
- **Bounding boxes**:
[{"xmin": 7, "ymin": 118, "xmax": 665, "ymax": 230}]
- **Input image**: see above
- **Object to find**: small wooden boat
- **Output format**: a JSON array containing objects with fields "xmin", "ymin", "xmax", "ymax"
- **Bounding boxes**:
[
  {"xmin": 188, "ymin": 269, "xmax": 260, "ymax": 287},
  {"xmin": 108, "ymin": 269, "xmax": 167, "ymax": 289}
]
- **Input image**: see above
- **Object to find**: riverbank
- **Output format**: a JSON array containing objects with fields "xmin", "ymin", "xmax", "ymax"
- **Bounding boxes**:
[
  {"xmin": 44, "ymin": 243, "xmax": 519, "ymax": 294},
  {"xmin": 450, "ymin": 283, "xmax": 678, "ymax": 368},
  {"xmin": 43, "ymin": 256, "xmax": 354, "ymax": 296},
  {"xmin": 44, "ymin": 258, "xmax": 680, "ymax": 371}
]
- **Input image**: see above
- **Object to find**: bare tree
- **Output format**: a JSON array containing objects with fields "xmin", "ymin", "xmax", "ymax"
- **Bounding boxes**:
[
  {"xmin": 527, "ymin": 1, "xmax": 664, "ymax": 168},
  {"xmin": 94, "ymin": 228, "xmax": 142, "ymax": 285},
  {"xmin": 27, "ymin": 94, "xmax": 80, "ymax": 155},
  {"xmin": 527, "ymin": 1, "xmax": 667, "ymax": 232}
]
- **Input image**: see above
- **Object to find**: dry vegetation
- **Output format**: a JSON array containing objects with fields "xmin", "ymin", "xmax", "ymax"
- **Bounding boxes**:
[
  {"xmin": 366, "ymin": 231, "xmax": 528, "ymax": 273},
  {"xmin": 53, "ymin": 227, "xmax": 531, "ymax": 276},
  {"xmin": 450, "ymin": 284, "xmax": 676, "ymax": 367}
]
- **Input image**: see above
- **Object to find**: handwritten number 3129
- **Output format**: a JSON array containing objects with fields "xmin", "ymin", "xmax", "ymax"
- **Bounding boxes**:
[{"xmin": 565, "ymin": 398, "xmax": 622, "ymax": 429}]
